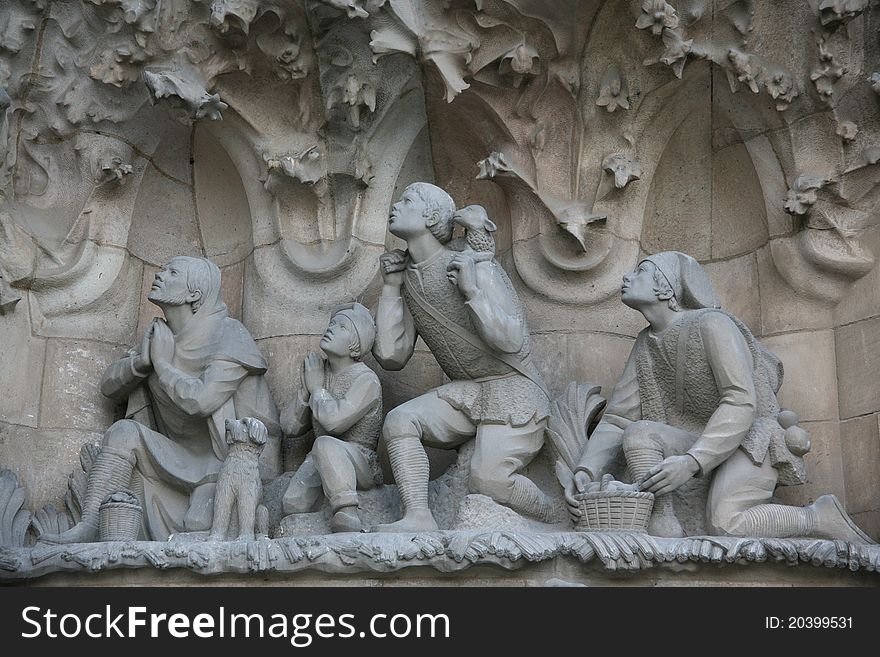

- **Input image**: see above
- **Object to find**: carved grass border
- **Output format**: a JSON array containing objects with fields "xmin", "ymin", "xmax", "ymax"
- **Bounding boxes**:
[{"xmin": 2, "ymin": 531, "xmax": 878, "ymax": 581}]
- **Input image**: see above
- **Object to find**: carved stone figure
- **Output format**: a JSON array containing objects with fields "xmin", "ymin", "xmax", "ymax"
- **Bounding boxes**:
[
  {"xmin": 566, "ymin": 252, "xmax": 874, "ymax": 544},
  {"xmin": 40, "ymin": 256, "xmax": 281, "ymax": 543},
  {"xmin": 281, "ymin": 303, "xmax": 383, "ymax": 533},
  {"xmin": 1, "ymin": 0, "xmax": 879, "ymax": 585},
  {"xmin": 210, "ymin": 417, "xmax": 268, "ymax": 542},
  {"xmin": 373, "ymin": 183, "xmax": 556, "ymax": 532},
  {"xmin": 449, "ymin": 205, "xmax": 497, "ymax": 263}
]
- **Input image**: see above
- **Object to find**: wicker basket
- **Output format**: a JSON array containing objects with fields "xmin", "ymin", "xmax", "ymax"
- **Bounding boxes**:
[
  {"xmin": 98, "ymin": 491, "xmax": 142, "ymax": 541},
  {"xmin": 573, "ymin": 490, "xmax": 654, "ymax": 532}
]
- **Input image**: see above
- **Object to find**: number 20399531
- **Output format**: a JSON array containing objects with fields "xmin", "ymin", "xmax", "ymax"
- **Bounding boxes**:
[{"xmin": 765, "ymin": 617, "xmax": 852, "ymax": 629}]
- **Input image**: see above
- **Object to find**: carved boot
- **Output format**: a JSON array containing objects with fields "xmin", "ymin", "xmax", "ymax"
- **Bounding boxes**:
[
  {"xmin": 724, "ymin": 497, "xmax": 874, "ymax": 544},
  {"xmin": 508, "ymin": 476, "xmax": 566, "ymax": 524},
  {"xmin": 39, "ymin": 447, "xmax": 135, "ymax": 544},
  {"xmin": 329, "ymin": 492, "xmax": 362, "ymax": 533},
  {"xmin": 373, "ymin": 436, "xmax": 438, "ymax": 532},
  {"xmin": 808, "ymin": 495, "xmax": 875, "ymax": 544},
  {"xmin": 625, "ymin": 444, "xmax": 685, "ymax": 537}
]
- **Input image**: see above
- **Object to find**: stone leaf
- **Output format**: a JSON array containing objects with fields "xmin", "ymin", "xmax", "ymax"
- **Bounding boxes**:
[
  {"xmin": 554, "ymin": 203, "xmax": 607, "ymax": 252},
  {"xmin": 65, "ymin": 443, "xmax": 101, "ymax": 524},
  {"xmin": 602, "ymin": 153, "xmax": 643, "ymax": 189},
  {"xmin": 144, "ymin": 69, "xmax": 227, "ymax": 123},
  {"xmin": 208, "ymin": 0, "xmax": 260, "ymax": 38},
  {"xmin": 636, "ymin": 0, "xmax": 680, "ymax": 36},
  {"xmin": 369, "ymin": 1, "xmax": 475, "ymax": 102},
  {"xmin": 546, "ymin": 382, "xmax": 606, "ymax": 478},
  {"xmin": 818, "ymin": 0, "xmax": 868, "ymax": 29},
  {"xmin": 0, "ymin": 470, "xmax": 31, "ymax": 548},
  {"xmin": 30, "ymin": 505, "xmax": 72, "ymax": 540}
]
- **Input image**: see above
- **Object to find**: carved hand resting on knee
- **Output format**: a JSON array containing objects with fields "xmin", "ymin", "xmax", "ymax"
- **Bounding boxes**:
[{"xmin": 638, "ymin": 455, "xmax": 701, "ymax": 496}]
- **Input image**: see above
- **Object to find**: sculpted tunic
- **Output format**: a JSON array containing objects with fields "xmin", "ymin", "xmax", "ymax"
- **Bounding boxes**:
[
  {"xmin": 101, "ymin": 314, "xmax": 280, "ymax": 539},
  {"xmin": 374, "ymin": 248, "xmax": 549, "ymax": 427},
  {"xmin": 580, "ymin": 309, "xmax": 805, "ymax": 484},
  {"xmin": 282, "ymin": 361, "xmax": 384, "ymax": 486}
]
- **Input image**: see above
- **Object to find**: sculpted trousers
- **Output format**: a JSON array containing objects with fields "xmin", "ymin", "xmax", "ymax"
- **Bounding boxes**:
[
  {"xmin": 102, "ymin": 419, "xmax": 222, "ymax": 539},
  {"xmin": 621, "ymin": 420, "xmax": 782, "ymax": 536},
  {"xmin": 282, "ymin": 436, "xmax": 378, "ymax": 515},
  {"xmin": 382, "ymin": 391, "xmax": 558, "ymax": 522}
]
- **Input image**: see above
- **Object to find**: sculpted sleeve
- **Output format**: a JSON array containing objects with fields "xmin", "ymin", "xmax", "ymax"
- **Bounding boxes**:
[
  {"xmin": 373, "ymin": 294, "xmax": 417, "ymax": 370},
  {"xmin": 100, "ymin": 350, "xmax": 148, "ymax": 402},
  {"xmin": 281, "ymin": 388, "xmax": 312, "ymax": 438},
  {"xmin": 686, "ymin": 312, "xmax": 757, "ymax": 475},
  {"xmin": 310, "ymin": 372, "xmax": 381, "ymax": 435},
  {"xmin": 155, "ymin": 358, "xmax": 249, "ymax": 418},
  {"xmin": 576, "ymin": 346, "xmax": 642, "ymax": 480},
  {"xmin": 464, "ymin": 261, "xmax": 525, "ymax": 354}
]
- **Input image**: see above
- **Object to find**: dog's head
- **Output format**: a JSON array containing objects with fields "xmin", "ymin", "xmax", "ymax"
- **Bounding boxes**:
[{"xmin": 224, "ymin": 417, "xmax": 268, "ymax": 447}]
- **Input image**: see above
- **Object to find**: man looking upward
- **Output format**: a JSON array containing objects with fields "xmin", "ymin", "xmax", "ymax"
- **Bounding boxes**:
[
  {"xmin": 568, "ymin": 251, "xmax": 873, "ymax": 544},
  {"xmin": 373, "ymin": 183, "xmax": 556, "ymax": 532},
  {"xmin": 41, "ymin": 256, "xmax": 280, "ymax": 543}
]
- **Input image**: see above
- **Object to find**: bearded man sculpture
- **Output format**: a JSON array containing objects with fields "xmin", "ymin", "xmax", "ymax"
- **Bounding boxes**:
[
  {"xmin": 567, "ymin": 251, "xmax": 874, "ymax": 544},
  {"xmin": 41, "ymin": 256, "xmax": 281, "ymax": 543},
  {"xmin": 373, "ymin": 182, "xmax": 555, "ymax": 532}
]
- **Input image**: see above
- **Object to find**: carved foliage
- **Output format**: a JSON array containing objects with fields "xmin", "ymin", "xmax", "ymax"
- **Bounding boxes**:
[
  {"xmin": 635, "ymin": 0, "xmax": 680, "ymax": 36},
  {"xmin": 818, "ymin": 0, "xmax": 869, "ymax": 29},
  {"xmin": 0, "ymin": 470, "xmax": 31, "ymax": 548},
  {"xmin": 602, "ymin": 153, "xmax": 642, "ymax": 190},
  {"xmin": 264, "ymin": 145, "xmax": 325, "ymax": 188},
  {"xmin": 326, "ymin": 71, "xmax": 377, "ymax": 129},
  {"xmin": 95, "ymin": 155, "xmax": 134, "ymax": 185},
  {"xmin": 596, "ymin": 65, "xmax": 629, "ymax": 112},
  {"xmin": 369, "ymin": 0, "xmax": 477, "ymax": 102},
  {"xmin": 208, "ymin": 0, "xmax": 261, "ymax": 40},
  {"xmin": 811, "ymin": 42, "xmax": 845, "ymax": 101},
  {"xmin": 545, "ymin": 383, "xmax": 605, "ymax": 489},
  {"xmin": 784, "ymin": 174, "xmax": 828, "ymax": 216},
  {"xmin": 144, "ymin": 69, "xmax": 228, "ymax": 123}
]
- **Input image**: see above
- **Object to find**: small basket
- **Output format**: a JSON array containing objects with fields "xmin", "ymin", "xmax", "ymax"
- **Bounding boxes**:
[
  {"xmin": 573, "ymin": 490, "xmax": 654, "ymax": 532},
  {"xmin": 98, "ymin": 490, "xmax": 142, "ymax": 542}
]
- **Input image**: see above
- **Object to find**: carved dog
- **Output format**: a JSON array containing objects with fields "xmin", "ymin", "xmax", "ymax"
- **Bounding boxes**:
[{"xmin": 209, "ymin": 417, "xmax": 267, "ymax": 541}]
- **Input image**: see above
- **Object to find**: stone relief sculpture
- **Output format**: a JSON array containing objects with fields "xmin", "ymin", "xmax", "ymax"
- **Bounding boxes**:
[
  {"xmin": 566, "ymin": 252, "xmax": 874, "ymax": 545},
  {"xmin": 280, "ymin": 303, "xmax": 383, "ymax": 533},
  {"xmin": 210, "ymin": 417, "xmax": 270, "ymax": 542},
  {"xmin": 373, "ymin": 183, "xmax": 557, "ymax": 531},
  {"xmin": 0, "ymin": 1, "xmax": 878, "ymax": 584},
  {"xmin": 39, "ymin": 256, "xmax": 281, "ymax": 544}
]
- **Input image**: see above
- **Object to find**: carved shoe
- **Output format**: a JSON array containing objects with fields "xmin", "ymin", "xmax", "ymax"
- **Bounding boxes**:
[
  {"xmin": 331, "ymin": 508, "xmax": 363, "ymax": 533},
  {"xmin": 38, "ymin": 520, "xmax": 99, "ymax": 545},
  {"xmin": 372, "ymin": 509, "xmax": 439, "ymax": 533},
  {"xmin": 809, "ymin": 495, "xmax": 876, "ymax": 544}
]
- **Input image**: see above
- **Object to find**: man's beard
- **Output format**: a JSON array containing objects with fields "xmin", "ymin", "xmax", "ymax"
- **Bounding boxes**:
[{"xmin": 148, "ymin": 288, "xmax": 190, "ymax": 307}]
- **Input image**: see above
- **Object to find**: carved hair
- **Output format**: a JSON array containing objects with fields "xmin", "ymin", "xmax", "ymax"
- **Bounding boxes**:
[
  {"xmin": 170, "ymin": 256, "xmax": 221, "ymax": 314},
  {"xmin": 651, "ymin": 267, "xmax": 682, "ymax": 312},
  {"xmin": 336, "ymin": 314, "xmax": 363, "ymax": 361},
  {"xmin": 405, "ymin": 182, "xmax": 455, "ymax": 243}
]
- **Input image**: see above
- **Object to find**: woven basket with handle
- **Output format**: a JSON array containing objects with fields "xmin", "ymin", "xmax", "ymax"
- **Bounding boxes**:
[{"xmin": 573, "ymin": 490, "xmax": 654, "ymax": 532}]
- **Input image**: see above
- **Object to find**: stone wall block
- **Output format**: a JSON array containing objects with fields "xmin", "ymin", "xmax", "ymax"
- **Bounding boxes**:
[
  {"xmin": 763, "ymin": 330, "xmax": 838, "ymax": 422},
  {"xmin": 38, "ymin": 340, "xmax": 126, "ymax": 432},
  {"xmin": 835, "ymin": 316, "xmax": 880, "ymax": 420}
]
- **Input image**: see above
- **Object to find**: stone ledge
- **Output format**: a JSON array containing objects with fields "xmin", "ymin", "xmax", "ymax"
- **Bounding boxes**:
[{"xmin": 2, "ymin": 532, "xmax": 878, "ymax": 583}]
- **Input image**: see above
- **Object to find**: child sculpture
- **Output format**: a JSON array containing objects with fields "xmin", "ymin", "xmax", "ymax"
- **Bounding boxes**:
[{"xmin": 280, "ymin": 303, "xmax": 383, "ymax": 533}]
